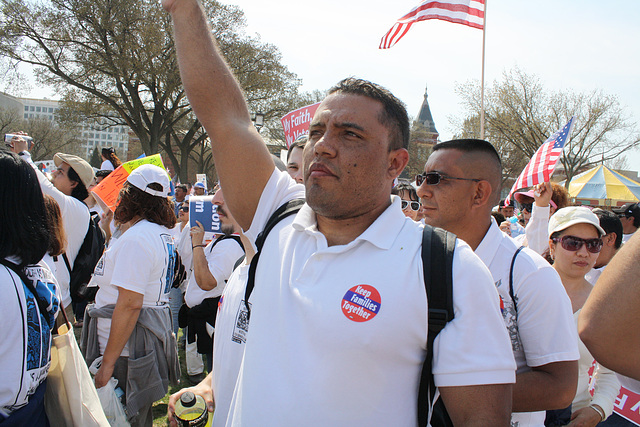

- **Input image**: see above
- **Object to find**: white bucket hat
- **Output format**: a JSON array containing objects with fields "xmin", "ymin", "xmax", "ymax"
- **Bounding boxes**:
[{"xmin": 127, "ymin": 164, "xmax": 170, "ymax": 198}]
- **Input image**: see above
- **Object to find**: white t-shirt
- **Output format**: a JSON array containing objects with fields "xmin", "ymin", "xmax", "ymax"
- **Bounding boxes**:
[
  {"xmin": 100, "ymin": 159, "xmax": 115, "ymax": 171},
  {"xmin": 585, "ymin": 266, "xmax": 604, "ymax": 285},
  {"xmin": 225, "ymin": 169, "xmax": 516, "ymax": 426},
  {"xmin": 92, "ymin": 220, "xmax": 176, "ymax": 355},
  {"xmin": 184, "ymin": 236, "xmax": 244, "ymax": 307},
  {"xmin": 476, "ymin": 220, "xmax": 579, "ymax": 427},
  {"xmin": 0, "ymin": 260, "xmax": 59, "ymax": 416},
  {"xmin": 20, "ymin": 151, "xmax": 90, "ymax": 308},
  {"xmin": 622, "ymin": 233, "xmax": 634, "ymax": 244},
  {"xmin": 212, "ymin": 262, "xmax": 251, "ymax": 427}
]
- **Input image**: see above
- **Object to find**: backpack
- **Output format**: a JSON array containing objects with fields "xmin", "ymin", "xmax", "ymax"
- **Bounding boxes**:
[
  {"xmin": 62, "ymin": 210, "xmax": 106, "ymax": 302},
  {"xmin": 241, "ymin": 198, "xmax": 458, "ymax": 426},
  {"xmin": 425, "ymin": 244, "xmax": 526, "ymax": 426}
]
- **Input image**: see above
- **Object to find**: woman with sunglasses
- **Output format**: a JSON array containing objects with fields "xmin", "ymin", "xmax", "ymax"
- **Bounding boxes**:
[
  {"xmin": 546, "ymin": 207, "xmax": 619, "ymax": 426},
  {"xmin": 391, "ymin": 181, "xmax": 421, "ymax": 221}
]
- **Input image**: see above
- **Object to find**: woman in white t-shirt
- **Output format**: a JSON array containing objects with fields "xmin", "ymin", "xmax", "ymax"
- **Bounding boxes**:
[
  {"xmin": 91, "ymin": 164, "xmax": 177, "ymax": 426},
  {"xmin": 100, "ymin": 147, "xmax": 122, "ymax": 171},
  {"xmin": 0, "ymin": 151, "xmax": 60, "ymax": 425},
  {"xmin": 547, "ymin": 207, "xmax": 620, "ymax": 426}
]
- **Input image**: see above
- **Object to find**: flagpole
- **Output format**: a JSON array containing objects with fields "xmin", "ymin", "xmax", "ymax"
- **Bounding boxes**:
[{"xmin": 480, "ymin": 0, "xmax": 487, "ymax": 140}]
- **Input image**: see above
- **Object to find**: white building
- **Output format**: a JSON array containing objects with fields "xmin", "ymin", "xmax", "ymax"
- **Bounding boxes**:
[
  {"xmin": 19, "ymin": 97, "xmax": 130, "ymax": 159},
  {"xmin": 0, "ymin": 92, "xmax": 130, "ymax": 160}
]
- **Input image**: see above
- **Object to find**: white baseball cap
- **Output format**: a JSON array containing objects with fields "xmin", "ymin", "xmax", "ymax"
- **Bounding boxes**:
[
  {"xmin": 548, "ymin": 206, "xmax": 605, "ymax": 238},
  {"xmin": 127, "ymin": 164, "xmax": 170, "ymax": 198}
]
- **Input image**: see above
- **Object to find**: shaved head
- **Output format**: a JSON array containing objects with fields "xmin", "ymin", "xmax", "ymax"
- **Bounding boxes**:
[{"xmin": 432, "ymin": 139, "xmax": 502, "ymax": 208}]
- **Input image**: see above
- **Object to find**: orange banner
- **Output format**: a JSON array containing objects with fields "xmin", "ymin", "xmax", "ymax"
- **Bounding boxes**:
[{"xmin": 91, "ymin": 154, "xmax": 166, "ymax": 211}]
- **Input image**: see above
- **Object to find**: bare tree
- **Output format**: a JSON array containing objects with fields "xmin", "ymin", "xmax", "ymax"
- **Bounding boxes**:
[
  {"xmin": 0, "ymin": 0, "xmax": 307, "ymax": 181},
  {"xmin": 454, "ymin": 67, "xmax": 640, "ymax": 185}
]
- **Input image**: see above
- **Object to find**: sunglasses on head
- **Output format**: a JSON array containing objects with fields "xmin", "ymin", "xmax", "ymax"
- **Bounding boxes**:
[
  {"xmin": 401, "ymin": 200, "xmax": 421, "ymax": 211},
  {"xmin": 416, "ymin": 172, "xmax": 481, "ymax": 186},
  {"xmin": 552, "ymin": 235, "xmax": 603, "ymax": 253}
]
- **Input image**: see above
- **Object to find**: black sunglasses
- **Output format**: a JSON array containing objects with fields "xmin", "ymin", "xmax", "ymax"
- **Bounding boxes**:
[
  {"xmin": 416, "ymin": 172, "xmax": 481, "ymax": 186},
  {"xmin": 520, "ymin": 203, "xmax": 533, "ymax": 212},
  {"xmin": 552, "ymin": 235, "xmax": 603, "ymax": 254},
  {"xmin": 401, "ymin": 200, "xmax": 421, "ymax": 211},
  {"xmin": 179, "ymin": 206, "xmax": 189, "ymax": 212}
]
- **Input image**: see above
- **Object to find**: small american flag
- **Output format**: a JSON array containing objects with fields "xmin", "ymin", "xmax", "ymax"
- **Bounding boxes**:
[
  {"xmin": 379, "ymin": 0, "xmax": 485, "ymax": 49},
  {"xmin": 507, "ymin": 117, "xmax": 575, "ymax": 202}
]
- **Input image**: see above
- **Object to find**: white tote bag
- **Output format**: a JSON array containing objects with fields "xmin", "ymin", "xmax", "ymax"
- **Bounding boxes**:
[{"xmin": 44, "ymin": 307, "xmax": 110, "ymax": 426}]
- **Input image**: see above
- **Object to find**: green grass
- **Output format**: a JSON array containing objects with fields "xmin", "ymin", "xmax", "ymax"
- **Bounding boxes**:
[{"xmin": 151, "ymin": 331, "xmax": 204, "ymax": 426}]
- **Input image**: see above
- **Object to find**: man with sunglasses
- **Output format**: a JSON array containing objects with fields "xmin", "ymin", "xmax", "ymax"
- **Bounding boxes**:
[
  {"xmin": 585, "ymin": 209, "xmax": 624, "ymax": 286},
  {"xmin": 163, "ymin": 1, "xmax": 517, "ymax": 425},
  {"xmin": 612, "ymin": 202, "xmax": 640, "ymax": 244},
  {"xmin": 418, "ymin": 139, "xmax": 579, "ymax": 427}
]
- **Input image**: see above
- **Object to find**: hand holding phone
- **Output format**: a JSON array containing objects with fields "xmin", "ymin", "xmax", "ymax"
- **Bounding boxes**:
[{"xmin": 4, "ymin": 133, "xmax": 33, "ymax": 153}]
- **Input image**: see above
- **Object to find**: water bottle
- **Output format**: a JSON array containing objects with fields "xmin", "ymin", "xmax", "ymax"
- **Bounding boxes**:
[
  {"xmin": 174, "ymin": 391, "xmax": 211, "ymax": 427},
  {"xmin": 508, "ymin": 216, "xmax": 522, "ymax": 238}
]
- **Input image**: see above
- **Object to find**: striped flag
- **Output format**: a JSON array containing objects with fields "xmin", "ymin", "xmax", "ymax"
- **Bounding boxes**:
[
  {"xmin": 506, "ymin": 117, "xmax": 576, "ymax": 203},
  {"xmin": 379, "ymin": 0, "xmax": 485, "ymax": 49}
]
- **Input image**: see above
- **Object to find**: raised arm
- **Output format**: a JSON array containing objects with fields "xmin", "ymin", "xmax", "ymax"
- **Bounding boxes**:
[
  {"xmin": 163, "ymin": 0, "xmax": 274, "ymax": 230},
  {"xmin": 579, "ymin": 232, "xmax": 640, "ymax": 380}
]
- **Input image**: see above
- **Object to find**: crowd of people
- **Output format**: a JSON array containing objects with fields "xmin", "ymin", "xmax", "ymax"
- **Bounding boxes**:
[{"xmin": 1, "ymin": 1, "xmax": 640, "ymax": 426}]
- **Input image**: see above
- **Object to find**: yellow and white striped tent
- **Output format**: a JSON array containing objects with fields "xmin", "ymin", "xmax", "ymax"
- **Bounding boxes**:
[{"xmin": 560, "ymin": 165, "xmax": 640, "ymax": 208}]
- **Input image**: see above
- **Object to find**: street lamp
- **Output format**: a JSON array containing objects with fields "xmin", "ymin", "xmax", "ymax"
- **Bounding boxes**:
[{"xmin": 252, "ymin": 112, "xmax": 264, "ymax": 132}]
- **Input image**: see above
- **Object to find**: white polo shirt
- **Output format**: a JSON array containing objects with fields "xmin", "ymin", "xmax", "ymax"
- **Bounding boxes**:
[
  {"xmin": 184, "ymin": 236, "xmax": 244, "ymax": 307},
  {"xmin": 225, "ymin": 169, "xmax": 516, "ymax": 427},
  {"xmin": 476, "ymin": 220, "xmax": 579, "ymax": 427}
]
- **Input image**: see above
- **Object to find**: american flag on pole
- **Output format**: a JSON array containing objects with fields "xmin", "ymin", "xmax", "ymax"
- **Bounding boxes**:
[
  {"xmin": 379, "ymin": 0, "xmax": 485, "ymax": 49},
  {"xmin": 506, "ymin": 117, "xmax": 576, "ymax": 202}
]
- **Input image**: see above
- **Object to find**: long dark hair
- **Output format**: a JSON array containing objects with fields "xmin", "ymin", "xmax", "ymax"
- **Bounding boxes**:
[
  {"xmin": 102, "ymin": 147, "xmax": 122, "ymax": 169},
  {"xmin": 43, "ymin": 195, "xmax": 67, "ymax": 257},
  {"xmin": 114, "ymin": 182, "xmax": 176, "ymax": 229},
  {"xmin": 0, "ymin": 152, "xmax": 49, "ymax": 267}
]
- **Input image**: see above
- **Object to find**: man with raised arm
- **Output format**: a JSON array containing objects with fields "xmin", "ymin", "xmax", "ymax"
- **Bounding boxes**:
[{"xmin": 163, "ymin": 1, "xmax": 516, "ymax": 425}]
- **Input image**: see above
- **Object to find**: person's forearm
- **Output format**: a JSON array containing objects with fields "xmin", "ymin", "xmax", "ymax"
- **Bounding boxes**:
[
  {"xmin": 166, "ymin": 0, "xmax": 274, "ymax": 230},
  {"xmin": 579, "ymin": 233, "xmax": 640, "ymax": 379},
  {"xmin": 513, "ymin": 368, "xmax": 576, "ymax": 412},
  {"xmin": 192, "ymin": 247, "xmax": 217, "ymax": 291},
  {"xmin": 101, "ymin": 293, "xmax": 142, "ymax": 370}
]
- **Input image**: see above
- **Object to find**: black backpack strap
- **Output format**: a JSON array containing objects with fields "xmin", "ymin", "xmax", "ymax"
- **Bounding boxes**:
[
  {"xmin": 209, "ymin": 234, "xmax": 244, "ymax": 254},
  {"xmin": 418, "ymin": 226, "xmax": 456, "ymax": 427},
  {"xmin": 509, "ymin": 246, "xmax": 525, "ymax": 319},
  {"xmin": 61, "ymin": 252, "xmax": 72, "ymax": 276},
  {"xmin": 243, "ymin": 198, "xmax": 305, "ymax": 318}
]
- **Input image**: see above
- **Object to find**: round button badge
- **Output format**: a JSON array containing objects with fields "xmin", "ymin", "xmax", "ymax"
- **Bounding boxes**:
[{"xmin": 341, "ymin": 284, "xmax": 381, "ymax": 322}]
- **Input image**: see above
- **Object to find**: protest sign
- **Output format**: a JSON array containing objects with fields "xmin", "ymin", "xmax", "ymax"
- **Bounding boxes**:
[
  {"xmin": 196, "ymin": 173, "xmax": 207, "ymax": 189},
  {"xmin": 613, "ymin": 387, "xmax": 640, "ymax": 424},
  {"xmin": 189, "ymin": 196, "xmax": 221, "ymax": 233},
  {"xmin": 280, "ymin": 102, "xmax": 320, "ymax": 148},
  {"xmin": 92, "ymin": 154, "xmax": 167, "ymax": 211}
]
